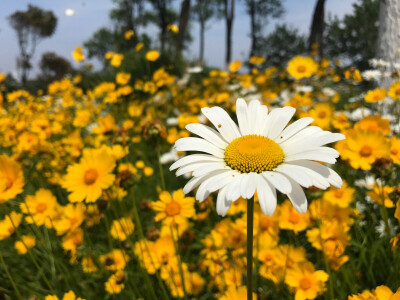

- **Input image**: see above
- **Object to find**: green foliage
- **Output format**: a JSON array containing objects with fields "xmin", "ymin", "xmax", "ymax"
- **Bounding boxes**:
[
  {"xmin": 257, "ymin": 24, "xmax": 307, "ymax": 67},
  {"xmin": 324, "ymin": 0, "xmax": 379, "ymax": 69}
]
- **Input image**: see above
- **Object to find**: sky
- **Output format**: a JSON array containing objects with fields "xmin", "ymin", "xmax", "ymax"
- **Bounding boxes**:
[{"xmin": 0, "ymin": 0, "xmax": 356, "ymax": 79}]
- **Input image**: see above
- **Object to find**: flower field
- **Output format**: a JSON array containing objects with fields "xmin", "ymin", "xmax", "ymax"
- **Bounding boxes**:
[{"xmin": 0, "ymin": 53, "xmax": 400, "ymax": 300}]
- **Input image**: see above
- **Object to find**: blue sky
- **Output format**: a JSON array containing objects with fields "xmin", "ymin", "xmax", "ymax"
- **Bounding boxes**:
[{"xmin": 0, "ymin": 0, "xmax": 356, "ymax": 78}]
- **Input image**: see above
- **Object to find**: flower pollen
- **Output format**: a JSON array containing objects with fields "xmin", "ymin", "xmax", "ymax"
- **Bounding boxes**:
[
  {"xmin": 84, "ymin": 168, "xmax": 98, "ymax": 185},
  {"xmin": 224, "ymin": 134, "xmax": 284, "ymax": 173},
  {"xmin": 165, "ymin": 201, "xmax": 181, "ymax": 216}
]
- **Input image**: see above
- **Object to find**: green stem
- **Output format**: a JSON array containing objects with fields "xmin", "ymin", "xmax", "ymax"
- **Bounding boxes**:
[
  {"xmin": 0, "ymin": 252, "xmax": 23, "ymax": 300},
  {"xmin": 170, "ymin": 225, "xmax": 188, "ymax": 300},
  {"xmin": 247, "ymin": 197, "xmax": 254, "ymax": 300},
  {"xmin": 156, "ymin": 141, "xmax": 166, "ymax": 190}
]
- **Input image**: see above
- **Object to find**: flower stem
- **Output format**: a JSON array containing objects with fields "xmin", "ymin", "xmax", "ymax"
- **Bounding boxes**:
[
  {"xmin": 247, "ymin": 196, "xmax": 254, "ymax": 300},
  {"xmin": 0, "ymin": 252, "xmax": 23, "ymax": 300}
]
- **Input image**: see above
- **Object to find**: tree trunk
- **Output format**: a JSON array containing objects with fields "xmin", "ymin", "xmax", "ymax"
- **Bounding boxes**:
[
  {"xmin": 199, "ymin": 21, "xmax": 205, "ymax": 63},
  {"xmin": 249, "ymin": 0, "xmax": 256, "ymax": 58},
  {"xmin": 308, "ymin": 0, "xmax": 326, "ymax": 59},
  {"xmin": 376, "ymin": 0, "xmax": 400, "ymax": 86},
  {"xmin": 159, "ymin": 0, "xmax": 168, "ymax": 54},
  {"xmin": 176, "ymin": 0, "xmax": 191, "ymax": 53},
  {"xmin": 225, "ymin": 0, "xmax": 235, "ymax": 66}
]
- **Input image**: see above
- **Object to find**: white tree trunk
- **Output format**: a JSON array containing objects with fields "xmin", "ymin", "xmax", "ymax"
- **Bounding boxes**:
[{"xmin": 376, "ymin": 0, "xmax": 400, "ymax": 86}]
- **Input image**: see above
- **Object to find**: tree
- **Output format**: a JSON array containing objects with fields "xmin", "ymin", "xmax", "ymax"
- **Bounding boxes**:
[
  {"xmin": 175, "ymin": 0, "xmax": 191, "ymax": 54},
  {"xmin": 376, "ymin": 0, "xmax": 400, "ymax": 86},
  {"xmin": 109, "ymin": 0, "xmax": 146, "ymax": 50},
  {"xmin": 324, "ymin": 0, "xmax": 379, "ymax": 69},
  {"xmin": 147, "ymin": 0, "xmax": 173, "ymax": 54},
  {"xmin": 244, "ymin": 0, "xmax": 284, "ymax": 59},
  {"xmin": 192, "ymin": 0, "xmax": 216, "ymax": 63},
  {"xmin": 38, "ymin": 52, "xmax": 73, "ymax": 82},
  {"xmin": 84, "ymin": 28, "xmax": 117, "ymax": 63},
  {"xmin": 8, "ymin": 5, "xmax": 57, "ymax": 85},
  {"xmin": 219, "ymin": 0, "xmax": 235, "ymax": 66},
  {"xmin": 257, "ymin": 24, "xmax": 307, "ymax": 67},
  {"xmin": 308, "ymin": 0, "xmax": 326, "ymax": 59}
]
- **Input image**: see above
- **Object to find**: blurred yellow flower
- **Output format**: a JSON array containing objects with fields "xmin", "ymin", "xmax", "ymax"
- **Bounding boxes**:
[
  {"xmin": 62, "ymin": 148, "xmax": 116, "ymax": 203},
  {"xmin": 116, "ymin": 72, "xmax": 131, "ymax": 85},
  {"xmin": 364, "ymin": 88, "xmax": 386, "ymax": 103},
  {"xmin": 0, "ymin": 212, "xmax": 22, "ymax": 240},
  {"xmin": 229, "ymin": 60, "xmax": 242, "ymax": 73},
  {"xmin": 110, "ymin": 53, "xmax": 124, "ymax": 67},
  {"xmin": 287, "ymin": 56, "xmax": 318, "ymax": 79},
  {"xmin": 124, "ymin": 29, "xmax": 134, "ymax": 40},
  {"xmin": 250, "ymin": 55, "xmax": 265, "ymax": 65},
  {"xmin": 72, "ymin": 46, "xmax": 85, "ymax": 63},
  {"xmin": 146, "ymin": 50, "xmax": 160, "ymax": 61},
  {"xmin": 0, "ymin": 154, "xmax": 25, "ymax": 203},
  {"xmin": 167, "ymin": 24, "xmax": 179, "ymax": 33},
  {"xmin": 151, "ymin": 189, "xmax": 195, "ymax": 225},
  {"xmin": 110, "ymin": 217, "xmax": 134, "ymax": 241},
  {"xmin": 135, "ymin": 42, "xmax": 144, "ymax": 52},
  {"xmin": 220, "ymin": 285, "xmax": 257, "ymax": 300},
  {"xmin": 388, "ymin": 81, "xmax": 400, "ymax": 100}
]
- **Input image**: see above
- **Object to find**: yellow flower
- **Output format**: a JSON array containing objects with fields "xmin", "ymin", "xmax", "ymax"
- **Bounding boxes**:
[
  {"xmin": 146, "ymin": 50, "xmax": 160, "ymax": 61},
  {"xmin": 62, "ymin": 148, "xmax": 116, "ymax": 203},
  {"xmin": 367, "ymin": 184, "xmax": 395, "ymax": 208},
  {"xmin": 285, "ymin": 262, "xmax": 328, "ymax": 300},
  {"xmin": 151, "ymin": 189, "xmax": 195, "ymax": 225},
  {"xmin": 167, "ymin": 24, "xmax": 179, "ymax": 33},
  {"xmin": 336, "ymin": 130, "xmax": 390, "ymax": 170},
  {"xmin": 105, "ymin": 51, "xmax": 114, "ymax": 60},
  {"xmin": 322, "ymin": 181, "xmax": 355, "ymax": 208},
  {"xmin": 390, "ymin": 137, "xmax": 400, "ymax": 164},
  {"xmin": 53, "ymin": 203, "xmax": 85, "ymax": 235},
  {"xmin": 0, "ymin": 154, "xmax": 25, "ymax": 203},
  {"xmin": 143, "ymin": 166, "xmax": 154, "ymax": 176},
  {"xmin": 229, "ymin": 60, "xmax": 242, "ymax": 73},
  {"xmin": 105, "ymin": 270, "xmax": 125, "ymax": 294},
  {"xmin": 20, "ymin": 188, "xmax": 59, "ymax": 227},
  {"xmin": 110, "ymin": 53, "xmax": 124, "ymax": 67},
  {"xmin": 220, "ymin": 285, "xmax": 257, "ymax": 300},
  {"xmin": 45, "ymin": 290, "xmax": 85, "ymax": 300},
  {"xmin": 306, "ymin": 102, "xmax": 334, "ymax": 130},
  {"xmin": 81, "ymin": 256, "xmax": 98, "ymax": 273},
  {"xmin": 287, "ymin": 56, "xmax": 318, "ymax": 79},
  {"xmin": 354, "ymin": 115, "xmax": 391, "ymax": 136},
  {"xmin": 364, "ymin": 88, "xmax": 386, "ymax": 103},
  {"xmin": 388, "ymin": 81, "xmax": 400, "ymax": 100},
  {"xmin": 0, "ymin": 72, "xmax": 5, "ymax": 83},
  {"xmin": 14, "ymin": 234, "xmax": 36, "ymax": 254},
  {"xmin": 0, "ymin": 212, "xmax": 22, "ymax": 240},
  {"xmin": 100, "ymin": 248, "xmax": 129, "ymax": 271},
  {"xmin": 278, "ymin": 200, "xmax": 310, "ymax": 234},
  {"xmin": 110, "ymin": 217, "xmax": 135, "ymax": 241},
  {"xmin": 73, "ymin": 110, "xmax": 91, "ymax": 127},
  {"xmin": 72, "ymin": 46, "xmax": 85, "ymax": 63},
  {"xmin": 62, "ymin": 228, "xmax": 83, "ymax": 254},
  {"xmin": 250, "ymin": 56, "xmax": 265, "ymax": 65},
  {"xmin": 116, "ymin": 72, "xmax": 131, "ymax": 85},
  {"xmin": 135, "ymin": 42, "xmax": 144, "ymax": 52},
  {"xmin": 124, "ymin": 29, "xmax": 134, "ymax": 40}
]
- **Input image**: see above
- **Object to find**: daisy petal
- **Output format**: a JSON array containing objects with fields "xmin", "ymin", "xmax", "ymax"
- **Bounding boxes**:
[
  {"xmin": 281, "ymin": 161, "xmax": 330, "ymax": 189},
  {"xmin": 174, "ymin": 137, "xmax": 224, "ymax": 158},
  {"xmin": 276, "ymin": 164, "xmax": 313, "ymax": 188},
  {"xmin": 186, "ymin": 123, "xmax": 228, "ymax": 148},
  {"xmin": 268, "ymin": 107, "xmax": 296, "ymax": 140},
  {"xmin": 236, "ymin": 98, "xmax": 250, "ymax": 135},
  {"xmin": 192, "ymin": 162, "xmax": 228, "ymax": 177},
  {"xmin": 216, "ymin": 186, "xmax": 231, "ymax": 216},
  {"xmin": 225, "ymin": 176, "xmax": 242, "ymax": 202},
  {"xmin": 276, "ymin": 117, "xmax": 314, "ymax": 143},
  {"xmin": 201, "ymin": 106, "xmax": 241, "ymax": 142},
  {"xmin": 170, "ymin": 154, "xmax": 222, "ymax": 171},
  {"xmin": 285, "ymin": 176, "xmax": 308, "ymax": 213},
  {"xmin": 240, "ymin": 173, "xmax": 257, "ymax": 199},
  {"xmin": 182, "ymin": 170, "xmax": 226, "ymax": 194},
  {"xmin": 256, "ymin": 176, "xmax": 277, "ymax": 216},
  {"xmin": 284, "ymin": 147, "xmax": 339, "ymax": 164},
  {"xmin": 262, "ymin": 171, "xmax": 292, "ymax": 194}
]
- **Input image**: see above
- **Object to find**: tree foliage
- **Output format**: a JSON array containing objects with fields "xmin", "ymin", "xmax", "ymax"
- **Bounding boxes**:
[
  {"xmin": 258, "ymin": 24, "xmax": 307, "ymax": 67},
  {"xmin": 324, "ymin": 0, "xmax": 379, "ymax": 69},
  {"xmin": 38, "ymin": 52, "xmax": 73, "ymax": 82},
  {"xmin": 8, "ymin": 5, "xmax": 57, "ymax": 84}
]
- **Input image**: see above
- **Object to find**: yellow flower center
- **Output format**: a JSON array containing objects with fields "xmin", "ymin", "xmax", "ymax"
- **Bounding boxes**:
[
  {"xmin": 36, "ymin": 202, "xmax": 47, "ymax": 213},
  {"xmin": 360, "ymin": 146, "xmax": 372, "ymax": 157},
  {"xmin": 297, "ymin": 65, "xmax": 306, "ymax": 73},
  {"xmin": 165, "ymin": 201, "xmax": 181, "ymax": 216},
  {"xmin": 288, "ymin": 212, "xmax": 300, "ymax": 224},
  {"xmin": 334, "ymin": 190, "xmax": 344, "ymax": 198},
  {"xmin": 84, "ymin": 168, "xmax": 98, "ymax": 185},
  {"xmin": 224, "ymin": 135, "xmax": 284, "ymax": 173},
  {"xmin": 299, "ymin": 277, "xmax": 312, "ymax": 290},
  {"xmin": 318, "ymin": 111, "xmax": 327, "ymax": 118},
  {"xmin": 391, "ymin": 148, "xmax": 398, "ymax": 155}
]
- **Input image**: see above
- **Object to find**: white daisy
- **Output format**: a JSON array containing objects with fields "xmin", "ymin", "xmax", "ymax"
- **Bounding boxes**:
[{"xmin": 170, "ymin": 98, "xmax": 345, "ymax": 216}]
